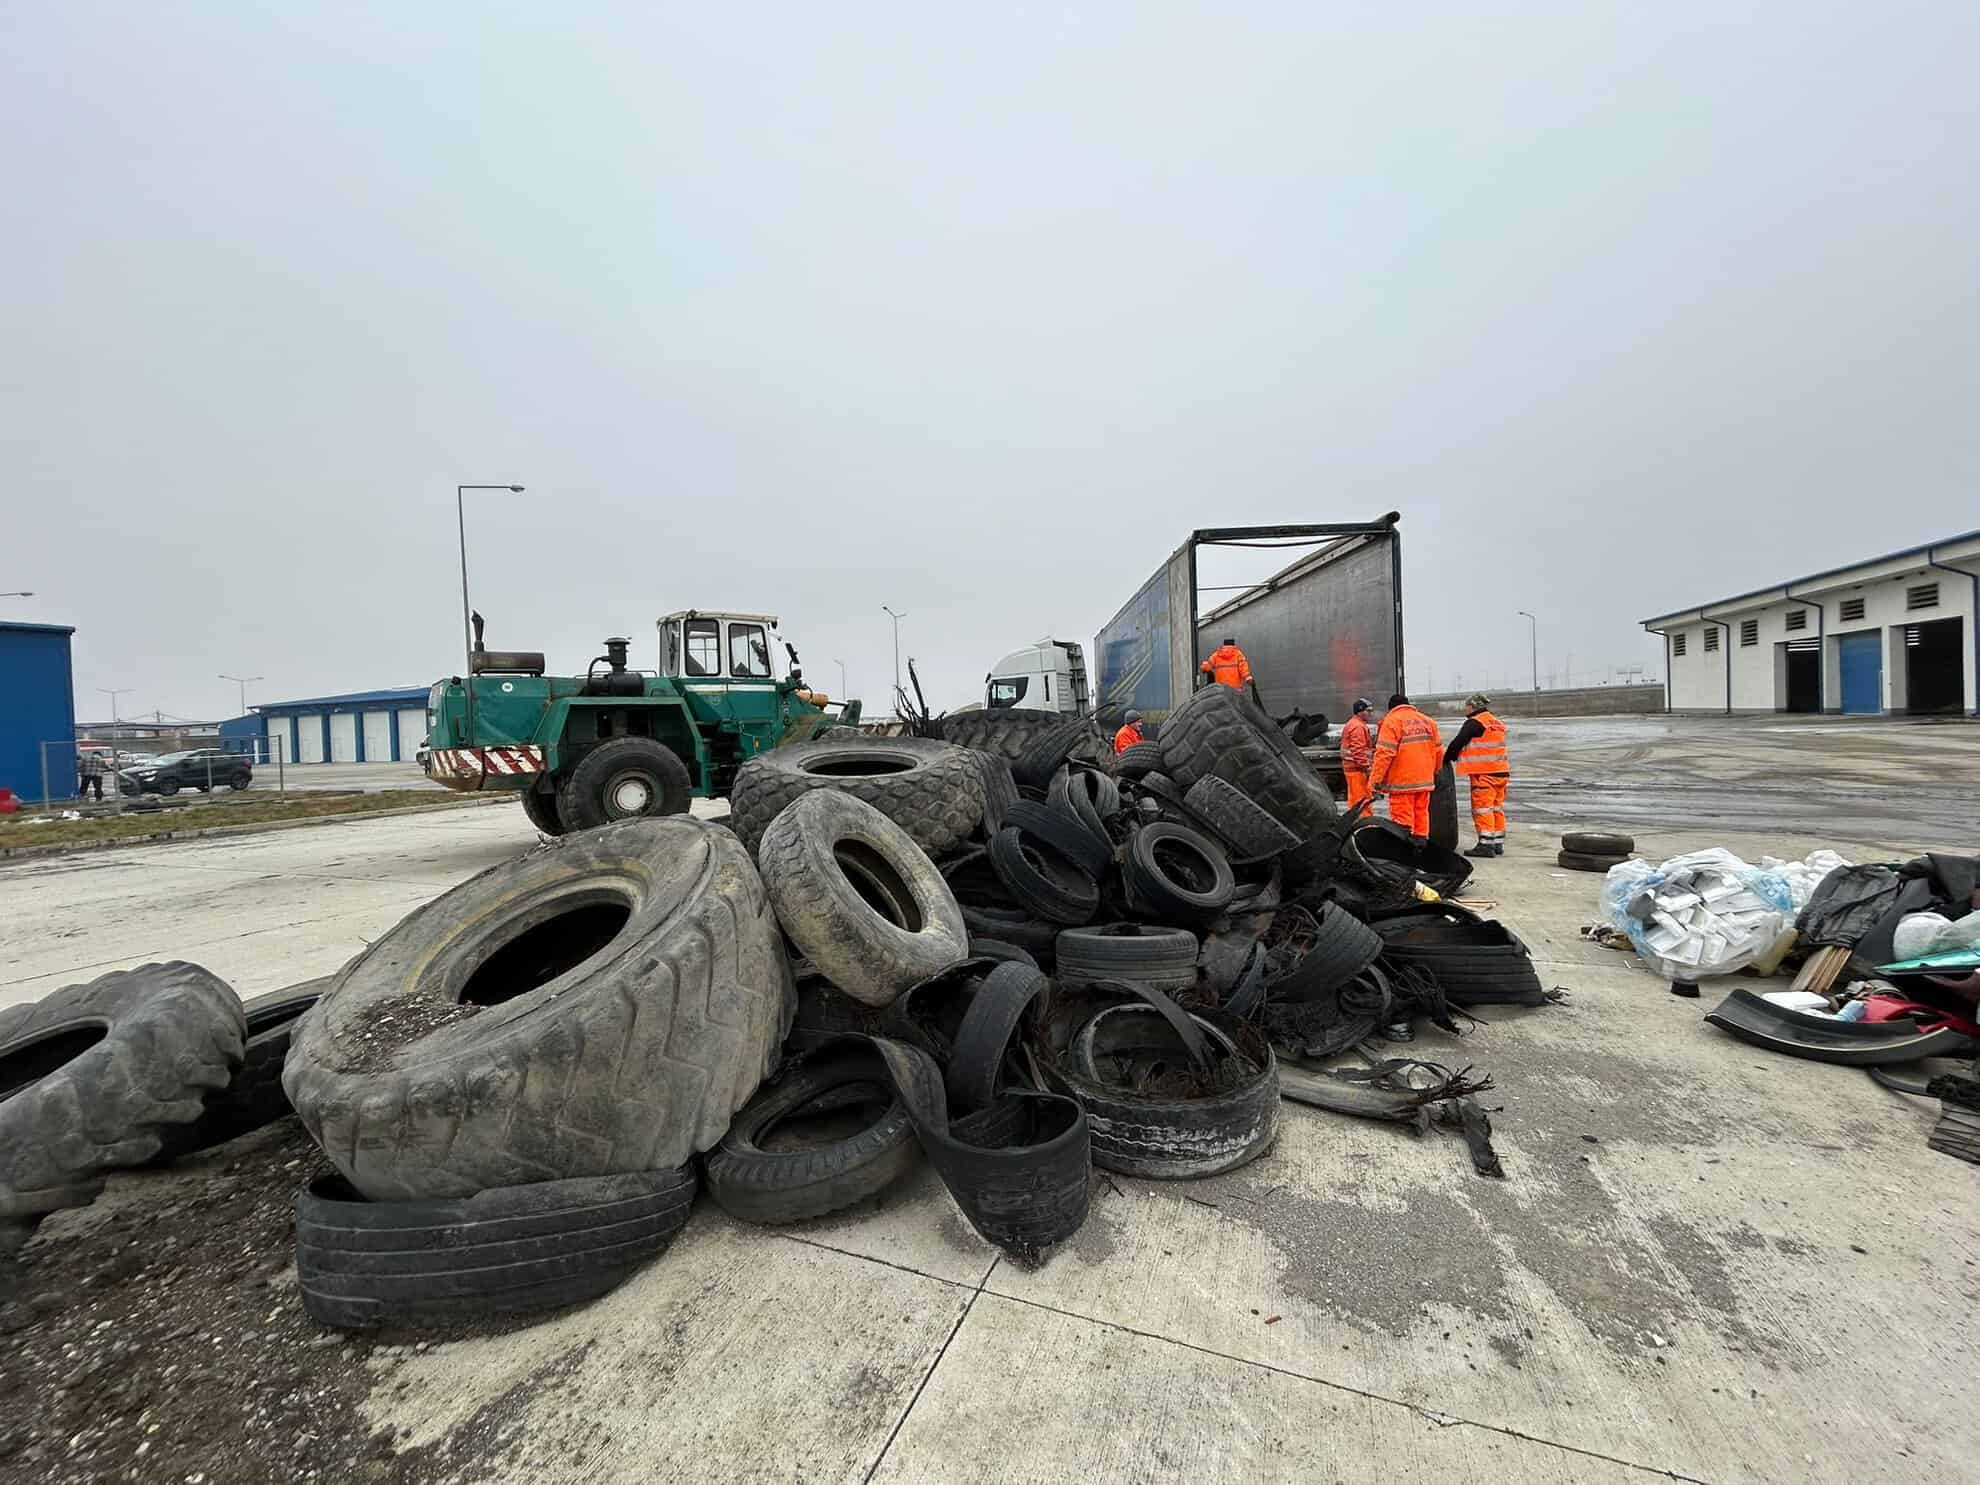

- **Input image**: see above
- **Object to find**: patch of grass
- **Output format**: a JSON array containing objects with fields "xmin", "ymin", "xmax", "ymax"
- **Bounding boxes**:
[{"xmin": 0, "ymin": 789, "xmax": 496, "ymax": 850}]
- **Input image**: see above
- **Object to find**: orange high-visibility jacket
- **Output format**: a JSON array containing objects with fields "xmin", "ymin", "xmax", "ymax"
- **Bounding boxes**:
[
  {"xmin": 1113, "ymin": 721, "xmax": 1144, "ymax": 754},
  {"xmin": 1340, "ymin": 713, "xmax": 1375, "ymax": 772},
  {"xmin": 1200, "ymin": 643, "xmax": 1252, "ymax": 689},
  {"xmin": 1369, "ymin": 704, "xmax": 1440, "ymax": 793},
  {"xmin": 1453, "ymin": 710, "xmax": 1509, "ymax": 777}
]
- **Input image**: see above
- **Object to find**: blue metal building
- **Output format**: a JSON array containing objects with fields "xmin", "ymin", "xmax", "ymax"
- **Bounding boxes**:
[
  {"xmin": 222, "ymin": 687, "xmax": 432, "ymax": 765},
  {"xmin": 0, "ymin": 621, "xmax": 78, "ymax": 801}
]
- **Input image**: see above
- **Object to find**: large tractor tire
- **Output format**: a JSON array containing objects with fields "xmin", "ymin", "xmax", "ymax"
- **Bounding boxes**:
[
  {"xmin": 1158, "ymin": 685, "xmax": 1337, "ymax": 841},
  {"xmin": 520, "ymin": 786, "xmax": 566, "ymax": 836},
  {"xmin": 282, "ymin": 817, "xmax": 793, "ymax": 1201},
  {"xmin": 1, "ymin": 963, "xmax": 245, "ymax": 1245},
  {"xmin": 557, "ymin": 738, "xmax": 692, "ymax": 831},
  {"xmin": 730, "ymin": 736, "xmax": 984, "ymax": 858},
  {"xmin": 925, "ymin": 708, "xmax": 1070, "ymax": 762}
]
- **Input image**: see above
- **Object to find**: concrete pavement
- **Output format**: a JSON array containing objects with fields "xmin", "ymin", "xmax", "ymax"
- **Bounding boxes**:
[{"xmin": 3, "ymin": 761, "xmax": 1975, "ymax": 1481}]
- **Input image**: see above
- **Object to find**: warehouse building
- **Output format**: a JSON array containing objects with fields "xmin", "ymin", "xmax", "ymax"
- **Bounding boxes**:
[
  {"xmin": 220, "ymin": 687, "xmax": 431, "ymax": 765},
  {"xmin": 0, "ymin": 620, "xmax": 77, "ymax": 800},
  {"xmin": 1642, "ymin": 530, "xmax": 1979, "ymax": 715}
]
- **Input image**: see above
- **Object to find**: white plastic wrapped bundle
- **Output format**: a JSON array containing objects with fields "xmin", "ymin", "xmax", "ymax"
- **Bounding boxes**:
[{"xmin": 1601, "ymin": 848, "xmax": 1797, "ymax": 980}]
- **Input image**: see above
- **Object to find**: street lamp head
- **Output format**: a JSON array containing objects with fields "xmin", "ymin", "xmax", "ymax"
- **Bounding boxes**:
[{"xmin": 509, "ymin": 485, "xmax": 525, "ymax": 492}]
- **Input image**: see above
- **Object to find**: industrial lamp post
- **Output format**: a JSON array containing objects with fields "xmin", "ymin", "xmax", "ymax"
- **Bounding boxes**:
[
  {"xmin": 1517, "ymin": 610, "xmax": 1539, "ymax": 717},
  {"xmin": 881, "ymin": 606, "xmax": 907, "ymax": 694},
  {"xmin": 219, "ymin": 673, "xmax": 262, "ymax": 715}
]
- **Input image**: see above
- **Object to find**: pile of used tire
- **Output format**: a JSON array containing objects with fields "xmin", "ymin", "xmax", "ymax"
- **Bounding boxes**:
[
  {"xmin": 1558, "ymin": 831, "xmax": 1635, "ymax": 873},
  {"xmin": 0, "ymin": 685, "xmax": 1552, "ymax": 1330}
]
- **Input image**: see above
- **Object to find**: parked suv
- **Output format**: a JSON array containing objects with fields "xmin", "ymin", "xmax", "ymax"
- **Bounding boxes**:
[{"xmin": 119, "ymin": 749, "xmax": 253, "ymax": 797}]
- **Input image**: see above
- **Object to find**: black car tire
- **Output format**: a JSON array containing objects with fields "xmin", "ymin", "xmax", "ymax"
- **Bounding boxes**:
[
  {"xmin": 758, "ymin": 790, "xmax": 969, "ymax": 1008},
  {"xmin": 944, "ymin": 962, "xmax": 1053, "ymax": 1113},
  {"xmin": 295, "ymin": 1166, "xmax": 695, "ymax": 1329},
  {"xmin": 1429, "ymin": 764, "xmax": 1460, "ymax": 853},
  {"xmin": 1265, "ymin": 904, "xmax": 1383, "ymax": 1001},
  {"xmin": 786, "ymin": 979, "xmax": 891, "ymax": 1057},
  {"xmin": 704, "ymin": 1044, "xmax": 920, "ymax": 1223},
  {"xmin": 283, "ymin": 817, "xmax": 793, "ymax": 1200},
  {"xmin": 1115, "ymin": 742, "xmax": 1165, "ymax": 780},
  {"xmin": 1058, "ymin": 1005, "xmax": 1278, "ymax": 1179},
  {"xmin": 1005, "ymin": 798, "xmax": 1112, "ymax": 881},
  {"xmin": 1374, "ymin": 912, "xmax": 1547, "ymax": 1007},
  {"xmin": 962, "ymin": 905, "xmax": 1061, "ymax": 960},
  {"xmin": 731, "ymin": 736, "xmax": 985, "ymax": 857},
  {"xmin": 230, "ymin": 775, "xmax": 253, "ymax": 792},
  {"xmin": 1123, "ymin": 822, "xmax": 1234, "ymax": 925},
  {"xmin": 149, "ymin": 980, "xmax": 329, "ymax": 1163},
  {"xmin": 1055, "ymin": 924, "xmax": 1199, "ymax": 992},
  {"xmin": 988, "ymin": 826, "xmax": 1100, "ymax": 926},
  {"xmin": 1562, "ymin": 832, "xmax": 1634, "ymax": 857},
  {"xmin": 1158, "ymin": 685, "xmax": 1336, "ymax": 840},
  {"xmin": 158, "ymin": 781, "xmax": 181, "ymax": 797},
  {"xmin": 972, "ymin": 752, "xmax": 1019, "ymax": 837},
  {"xmin": 520, "ymin": 787, "xmax": 566, "ymax": 836},
  {"xmin": 0, "ymin": 963, "xmax": 245, "ymax": 1237},
  {"xmin": 1182, "ymin": 776, "xmax": 1301, "ymax": 859},
  {"xmin": 558, "ymin": 737, "xmax": 692, "ymax": 831},
  {"xmin": 1558, "ymin": 849, "xmax": 1628, "ymax": 873}
]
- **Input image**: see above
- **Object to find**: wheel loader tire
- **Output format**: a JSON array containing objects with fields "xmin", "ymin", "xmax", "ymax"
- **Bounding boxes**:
[
  {"xmin": 1562, "ymin": 832, "xmax": 1634, "ymax": 857},
  {"xmin": 282, "ymin": 817, "xmax": 793, "ymax": 1201},
  {"xmin": 1558, "ymin": 849, "xmax": 1628, "ymax": 873},
  {"xmin": 295, "ymin": 1166, "xmax": 695, "ymax": 1329},
  {"xmin": 1115, "ymin": 742, "xmax": 1165, "ymax": 779},
  {"xmin": 557, "ymin": 737, "xmax": 691, "ymax": 831},
  {"xmin": 0, "ymin": 963, "xmax": 245, "ymax": 1239},
  {"xmin": 928, "ymin": 708, "xmax": 1070, "ymax": 763},
  {"xmin": 149, "ymin": 979, "xmax": 330, "ymax": 1164},
  {"xmin": 756, "ymin": 790, "xmax": 970, "ymax": 1009},
  {"xmin": 520, "ymin": 786, "xmax": 566, "ymax": 836},
  {"xmin": 730, "ymin": 736, "xmax": 985, "ymax": 858},
  {"xmin": 704, "ymin": 1043, "xmax": 920, "ymax": 1224},
  {"xmin": 1157, "ymin": 685, "xmax": 1336, "ymax": 840}
]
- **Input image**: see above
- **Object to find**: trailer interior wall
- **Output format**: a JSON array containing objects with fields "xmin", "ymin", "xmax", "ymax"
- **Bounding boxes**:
[{"xmin": 1195, "ymin": 531, "xmax": 1402, "ymax": 722}]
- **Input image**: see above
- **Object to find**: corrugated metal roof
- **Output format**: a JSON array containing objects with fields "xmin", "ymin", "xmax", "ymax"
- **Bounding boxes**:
[
  {"xmin": 1641, "ymin": 528, "xmax": 1980, "ymax": 628},
  {"xmin": 254, "ymin": 687, "xmax": 431, "ymax": 712}
]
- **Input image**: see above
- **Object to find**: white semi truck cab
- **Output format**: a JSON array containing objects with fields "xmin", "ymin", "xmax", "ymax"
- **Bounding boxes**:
[{"xmin": 985, "ymin": 639, "xmax": 1090, "ymax": 716}]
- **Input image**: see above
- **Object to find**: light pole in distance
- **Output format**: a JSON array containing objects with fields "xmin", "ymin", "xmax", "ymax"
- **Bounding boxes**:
[
  {"xmin": 219, "ymin": 674, "xmax": 262, "ymax": 715},
  {"xmin": 457, "ymin": 484, "xmax": 525, "ymax": 745},
  {"xmin": 1516, "ymin": 611, "xmax": 1538, "ymax": 716},
  {"xmin": 832, "ymin": 658, "xmax": 848, "ymax": 699},
  {"xmin": 880, "ymin": 606, "xmax": 907, "ymax": 694}
]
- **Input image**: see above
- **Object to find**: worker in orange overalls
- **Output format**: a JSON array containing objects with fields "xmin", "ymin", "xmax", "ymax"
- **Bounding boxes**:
[
  {"xmin": 1200, "ymin": 636, "xmax": 1252, "ymax": 690},
  {"xmin": 1112, "ymin": 710, "xmax": 1145, "ymax": 754},
  {"xmin": 1444, "ymin": 692, "xmax": 1508, "ymax": 858},
  {"xmin": 1368, "ymin": 690, "xmax": 1440, "ymax": 840},
  {"xmin": 1339, "ymin": 698, "xmax": 1375, "ymax": 812}
]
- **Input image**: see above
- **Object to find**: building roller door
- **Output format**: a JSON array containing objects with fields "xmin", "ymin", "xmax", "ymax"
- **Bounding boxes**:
[
  {"xmin": 265, "ymin": 715, "xmax": 290, "ymax": 765},
  {"xmin": 362, "ymin": 711, "xmax": 393, "ymax": 761},
  {"xmin": 295, "ymin": 714, "xmax": 326, "ymax": 763},
  {"xmin": 329, "ymin": 713, "xmax": 358, "ymax": 763},
  {"xmin": 396, "ymin": 708, "xmax": 425, "ymax": 761}
]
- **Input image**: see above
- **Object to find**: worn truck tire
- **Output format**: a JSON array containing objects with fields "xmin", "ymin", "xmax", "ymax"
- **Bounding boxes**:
[
  {"xmin": 1158, "ymin": 685, "xmax": 1337, "ymax": 841},
  {"xmin": 295, "ymin": 1166, "xmax": 696, "ymax": 1329},
  {"xmin": 962, "ymin": 904, "xmax": 1061, "ymax": 960},
  {"xmin": 705, "ymin": 1043, "xmax": 921, "ymax": 1223},
  {"xmin": 1004, "ymin": 799, "xmax": 1112, "ymax": 880},
  {"xmin": 1124, "ymin": 822, "xmax": 1234, "ymax": 925},
  {"xmin": 1012, "ymin": 719, "xmax": 1095, "ymax": 788},
  {"xmin": 927, "ymin": 708, "xmax": 1069, "ymax": 762},
  {"xmin": 149, "ymin": 980, "xmax": 330, "ymax": 1164},
  {"xmin": 1558, "ymin": 849, "xmax": 1628, "ymax": 873},
  {"xmin": 731, "ymin": 737, "xmax": 985, "ymax": 858},
  {"xmin": 1055, "ymin": 924, "xmax": 1199, "ymax": 992},
  {"xmin": 1182, "ymin": 776, "xmax": 1302, "ymax": 859},
  {"xmin": 988, "ymin": 826, "xmax": 1100, "ymax": 926},
  {"xmin": 520, "ymin": 787, "xmax": 567, "ymax": 837},
  {"xmin": 558, "ymin": 737, "xmax": 693, "ymax": 831},
  {"xmin": 1428, "ymin": 764, "xmax": 1460, "ymax": 853},
  {"xmin": 283, "ymin": 817, "xmax": 793, "ymax": 1201},
  {"xmin": 1267, "ymin": 904, "xmax": 1383, "ymax": 1001},
  {"xmin": 1562, "ymin": 832, "xmax": 1634, "ymax": 857},
  {"xmin": 1060, "ymin": 1006, "xmax": 1278, "ymax": 1179},
  {"xmin": 0, "ymin": 963, "xmax": 245, "ymax": 1242},
  {"xmin": 1114, "ymin": 742, "xmax": 1165, "ymax": 779},
  {"xmin": 971, "ymin": 752, "xmax": 1019, "ymax": 837},
  {"xmin": 758, "ymin": 790, "xmax": 969, "ymax": 1008}
]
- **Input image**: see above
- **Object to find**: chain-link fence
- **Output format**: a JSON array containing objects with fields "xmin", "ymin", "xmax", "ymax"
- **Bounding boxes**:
[{"xmin": 27, "ymin": 734, "xmax": 289, "ymax": 817}]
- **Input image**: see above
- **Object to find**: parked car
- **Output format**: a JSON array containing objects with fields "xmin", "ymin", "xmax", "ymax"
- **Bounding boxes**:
[{"xmin": 119, "ymin": 750, "xmax": 253, "ymax": 797}]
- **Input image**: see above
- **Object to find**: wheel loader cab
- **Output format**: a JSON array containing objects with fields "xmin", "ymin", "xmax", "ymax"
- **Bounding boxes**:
[{"xmin": 657, "ymin": 610, "xmax": 791, "ymax": 747}]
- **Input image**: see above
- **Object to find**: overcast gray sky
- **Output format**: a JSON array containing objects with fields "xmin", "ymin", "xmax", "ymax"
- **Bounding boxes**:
[{"xmin": 4, "ymin": 2, "xmax": 1975, "ymax": 721}]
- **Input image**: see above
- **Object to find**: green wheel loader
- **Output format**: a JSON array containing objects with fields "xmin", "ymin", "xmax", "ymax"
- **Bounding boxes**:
[{"xmin": 422, "ymin": 612, "xmax": 861, "ymax": 835}]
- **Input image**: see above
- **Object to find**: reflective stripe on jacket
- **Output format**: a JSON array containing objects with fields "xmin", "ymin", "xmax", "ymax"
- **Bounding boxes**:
[
  {"xmin": 1112, "ymin": 722, "xmax": 1144, "ymax": 755},
  {"xmin": 1340, "ymin": 714, "xmax": 1374, "ymax": 771},
  {"xmin": 1369, "ymin": 704, "xmax": 1440, "ymax": 793},
  {"xmin": 1454, "ymin": 710, "xmax": 1508, "ymax": 777},
  {"xmin": 1200, "ymin": 644, "xmax": 1251, "ymax": 688}
]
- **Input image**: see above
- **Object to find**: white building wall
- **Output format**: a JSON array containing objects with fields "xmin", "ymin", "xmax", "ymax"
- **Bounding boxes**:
[{"xmin": 1652, "ymin": 538, "xmax": 1978, "ymax": 714}]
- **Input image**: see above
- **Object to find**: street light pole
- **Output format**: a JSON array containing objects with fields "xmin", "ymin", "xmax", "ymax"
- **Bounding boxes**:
[
  {"xmin": 96, "ymin": 688, "xmax": 130, "ymax": 796},
  {"xmin": 1517, "ymin": 611, "xmax": 1538, "ymax": 717},
  {"xmin": 1, "ymin": 590, "xmax": 32, "ymax": 598},
  {"xmin": 457, "ymin": 484, "xmax": 525, "ymax": 746},
  {"xmin": 219, "ymin": 674, "xmax": 262, "ymax": 715},
  {"xmin": 832, "ymin": 658, "xmax": 848, "ymax": 698},
  {"xmin": 880, "ymin": 606, "xmax": 907, "ymax": 694}
]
